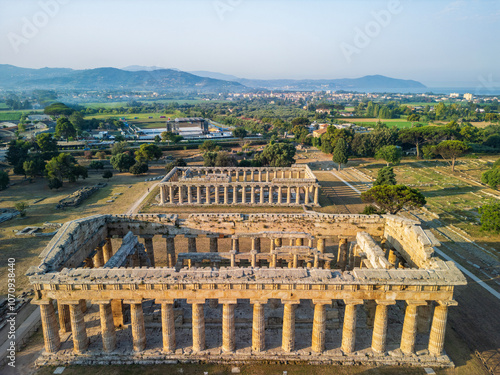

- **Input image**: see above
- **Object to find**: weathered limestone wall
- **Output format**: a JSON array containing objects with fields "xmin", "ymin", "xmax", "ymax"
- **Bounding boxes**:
[
  {"xmin": 356, "ymin": 232, "xmax": 391, "ymax": 269},
  {"xmin": 384, "ymin": 215, "xmax": 438, "ymax": 268},
  {"xmin": 36, "ymin": 215, "xmax": 108, "ymax": 273}
]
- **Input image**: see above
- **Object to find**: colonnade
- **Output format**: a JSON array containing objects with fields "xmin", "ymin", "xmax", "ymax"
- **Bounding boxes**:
[
  {"xmin": 36, "ymin": 297, "xmax": 454, "ymax": 357},
  {"xmin": 160, "ymin": 184, "xmax": 319, "ymax": 206}
]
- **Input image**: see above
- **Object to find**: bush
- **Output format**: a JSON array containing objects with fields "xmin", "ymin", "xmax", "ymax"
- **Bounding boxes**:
[
  {"xmin": 362, "ymin": 205, "xmax": 384, "ymax": 215},
  {"xmin": 14, "ymin": 201, "xmax": 29, "ymax": 217},
  {"xmin": 129, "ymin": 162, "xmax": 149, "ymax": 175},
  {"xmin": 0, "ymin": 170, "xmax": 9, "ymax": 190},
  {"xmin": 48, "ymin": 178, "xmax": 63, "ymax": 190},
  {"xmin": 95, "ymin": 151, "xmax": 106, "ymax": 159},
  {"xmin": 103, "ymin": 170, "xmax": 113, "ymax": 180}
]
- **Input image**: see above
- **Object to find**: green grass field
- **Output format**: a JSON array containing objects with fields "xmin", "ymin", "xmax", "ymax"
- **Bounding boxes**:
[
  {"xmin": 351, "ymin": 118, "xmax": 425, "ymax": 129},
  {"xmin": 0, "ymin": 110, "xmax": 43, "ymax": 122},
  {"xmin": 84, "ymin": 111, "xmax": 184, "ymax": 120}
]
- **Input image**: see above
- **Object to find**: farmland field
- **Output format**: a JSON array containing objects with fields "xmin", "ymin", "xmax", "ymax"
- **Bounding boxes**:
[{"xmin": 350, "ymin": 118, "xmax": 426, "ymax": 128}]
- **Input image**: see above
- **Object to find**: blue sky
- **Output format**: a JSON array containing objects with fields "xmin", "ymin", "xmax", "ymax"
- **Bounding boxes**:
[{"xmin": 0, "ymin": 0, "xmax": 499, "ymax": 86}]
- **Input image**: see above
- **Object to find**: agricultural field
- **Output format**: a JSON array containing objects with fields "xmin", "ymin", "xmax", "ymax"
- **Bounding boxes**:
[
  {"xmin": 356, "ymin": 155, "xmax": 500, "ymax": 251},
  {"xmin": 0, "ymin": 110, "xmax": 42, "ymax": 122},
  {"xmin": 350, "ymin": 118, "xmax": 427, "ymax": 129}
]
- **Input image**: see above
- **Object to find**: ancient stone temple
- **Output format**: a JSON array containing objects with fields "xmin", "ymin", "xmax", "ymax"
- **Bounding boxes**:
[
  {"xmin": 158, "ymin": 165, "xmax": 321, "ymax": 206},
  {"xmin": 27, "ymin": 213, "xmax": 466, "ymax": 367}
]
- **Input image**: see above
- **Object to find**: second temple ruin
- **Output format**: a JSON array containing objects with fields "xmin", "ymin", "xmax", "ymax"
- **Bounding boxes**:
[{"xmin": 27, "ymin": 212, "xmax": 466, "ymax": 367}]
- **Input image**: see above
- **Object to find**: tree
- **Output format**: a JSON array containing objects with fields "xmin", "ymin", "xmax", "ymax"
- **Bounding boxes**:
[
  {"xmin": 44, "ymin": 102, "xmax": 74, "ymax": 116},
  {"xmin": 36, "ymin": 133, "xmax": 58, "ymax": 158},
  {"xmin": 481, "ymin": 168, "xmax": 500, "ymax": 189},
  {"xmin": 23, "ymin": 156, "xmax": 46, "ymax": 179},
  {"xmin": 89, "ymin": 161, "xmax": 104, "ymax": 171},
  {"xmin": 374, "ymin": 166, "xmax": 397, "ymax": 186},
  {"xmin": 95, "ymin": 151, "xmax": 106, "ymax": 159},
  {"xmin": 135, "ymin": 144, "xmax": 162, "ymax": 162},
  {"xmin": 110, "ymin": 152, "xmax": 136, "ymax": 172},
  {"xmin": 199, "ymin": 140, "xmax": 219, "ymax": 152},
  {"xmin": 254, "ymin": 142, "xmax": 296, "ymax": 167},
  {"xmin": 0, "ymin": 170, "xmax": 9, "ymax": 190},
  {"xmin": 48, "ymin": 178, "xmax": 63, "ymax": 190},
  {"xmin": 102, "ymin": 170, "xmax": 113, "ymax": 180},
  {"xmin": 45, "ymin": 153, "xmax": 86, "ymax": 184},
  {"xmin": 55, "ymin": 118, "xmax": 77, "ymax": 140},
  {"xmin": 129, "ymin": 162, "xmax": 149, "ymax": 175},
  {"xmin": 111, "ymin": 141, "xmax": 128, "ymax": 155},
  {"xmin": 203, "ymin": 151, "xmax": 218, "ymax": 167},
  {"xmin": 14, "ymin": 201, "xmax": 29, "ymax": 217},
  {"xmin": 479, "ymin": 203, "xmax": 500, "ymax": 233},
  {"xmin": 398, "ymin": 126, "xmax": 442, "ymax": 159},
  {"xmin": 332, "ymin": 138, "xmax": 348, "ymax": 171},
  {"xmin": 214, "ymin": 152, "xmax": 238, "ymax": 167},
  {"xmin": 232, "ymin": 127, "xmax": 248, "ymax": 140},
  {"xmin": 291, "ymin": 117, "xmax": 310, "ymax": 126},
  {"xmin": 154, "ymin": 135, "xmax": 161, "ymax": 143},
  {"xmin": 375, "ymin": 145, "xmax": 402, "ymax": 166},
  {"xmin": 165, "ymin": 158, "xmax": 187, "ymax": 173},
  {"xmin": 360, "ymin": 185, "xmax": 426, "ymax": 214},
  {"xmin": 6, "ymin": 140, "xmax": 30, "ymax": 168},
  {"xmin": 434, "ymin": 140, "xmax": 470, "ymax": 172}
]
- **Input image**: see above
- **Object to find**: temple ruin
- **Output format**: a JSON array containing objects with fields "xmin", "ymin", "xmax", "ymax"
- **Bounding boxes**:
[
  {"xmin": 27, "ymin": 212, "xmax": 466, "ymax": 367},
  {"xmin": 158, "ymin": 165, "xmax": 321, "ymax": 206}
]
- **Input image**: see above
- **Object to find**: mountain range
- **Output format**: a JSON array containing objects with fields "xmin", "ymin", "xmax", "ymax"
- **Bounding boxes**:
[{"xmin": 0, "ymin": 64, "xmax": 426, "ymax": 92}]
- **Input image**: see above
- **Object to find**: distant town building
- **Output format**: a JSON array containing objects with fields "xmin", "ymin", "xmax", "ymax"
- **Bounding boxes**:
[
  {"xmin": 28, "ymin": 114, "xmax": 52, "ymax": 122},
  {"xmin": 449, "ymin": 93, "xmax": 460, "ymax": 98},
  {"xmin": 464, "ymin": 93, "xmax": 473, "ymax": 101}
]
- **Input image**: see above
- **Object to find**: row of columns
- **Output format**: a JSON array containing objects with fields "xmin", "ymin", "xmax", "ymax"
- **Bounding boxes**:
[
  {"xmin": 177, "ymin": 168, "xmax": 307, "ymax": 182},
  {"xmin": 161, "ymin": 184, "xmax": 319, "ymax": 205},
  {"xmin": 38, "ymin": 298, "xmax": 454, "ymax": 357}
]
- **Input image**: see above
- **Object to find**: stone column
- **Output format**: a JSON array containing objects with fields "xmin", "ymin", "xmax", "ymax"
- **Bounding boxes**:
[
  {"xmin": 258, "ymin": 170, "xmax": 262, "ymax": 181},
  {"xmin": 296, "ymin": 238, "xmax": 304, "ymax": 246},
  {"xmin": 215, "ymin": 185, "xmax": 220, "ymax": 204},
  {"xmin": 428, "ymin": 300, "xmax": 456, "ymax": 356},
  {"xmin": 223, "ymin": 185, "xmax": 228, "ymax": 204},
  {"xmin": 197, "ymin": 186, "xmax": 201, "ymax": 204},
  {"xmin": 287, "ymin": 187, "xmax": 291, "ymax": 204},
  {"xmin": 142, "ymin": 235, "xmax": 155, "ymax": 266},
  {"xmin": 251, "ymin": 170, "xmax": 255, "ymax": 181},
  {"xmin": 295, "ymin": 186, "xmax": 301, "ymax": 204},
  {"xmin": 186, "ymin": 235, "xmax": 197, "ymax": 253},
  {"xmin": 57, "ymin": 301, "xmax": 71, "ymax": 333},
  {"xmin": 282, "ymin": 301, "xmax": 300, "ymax": 352},
  {"xmin": 305, "ymin": 187, "xmax": 310, "ymax": 204},
  {"xmin": 163, "ymin": 235, "xmax": 176, "ymax": 267},
  {"xmin": 94, "ymin": 300, "xmax": 116, "ymax": 352},
  {"xmin": 37, "ymin": 301, "xmax": 61, "ymax": 353},
  {"xmin": 206, "ymin": 185, "xmax": 210, "ymax": 204},
  {"xmin": 251, "ymin": 300, "xmax": 267, "ymax": 352},
  {"xmin": 125, "ymin": 300, "xmax": 146, "ymax": 352},
  {"xmin": 93, "ymin": 246, "xmax": 104, "ymax": 267},
  {"xmin": 242, "ymin": 170, "xmax": 247, "ymax": 182},
  {"xmin": 230, "ymin": 250, "xmax": 237, "ymax": 267},
  {"xmin": 156, "ymin": 299, "xmax": 176, "ymax": 353},
  {"xmin": 270, "ymin": 238, "xmax": 276, "ymax": 251},
  {"xmin": 250, "ymin": 186, "xmax": 255, "ymax": 204},
  {"xmin": 266, "ymin": 170, "xmax": 270, "ymax": 182},
  {"xmin": 189, "ymin": 300, "xmax": 205, "ymax": 352},
  {"xmin": 242, "ymin": 185, "xmax": 247, "ymax": 203},
  {"xmin": 251, "ymin": 237, "xmax": 261, "ymax": 252},
  {"xmin": 400, "ymin": 301, "xmax": 427, "ymax": 354},
  {"xmin": 233, "ymin": 184, "xmax": 237, "ymax": 204},
  {"xmin": 179, "ymin": 185, "xmax": 184, "ymax": 204},
  {"xmin": 278, "ymin": 186, "xmax": 282, "ymax": 203},
  {"xmin": 341, "ymin": 299, "xmax": 363, "ymax": 354},
  {"xmin": 314, "ymin": 186, "xmax": 319, "ymax": 205},
  {"xmin": 221, "ymin": 300, "xmax": 237, "ymax": 352},
  {"xmin": 208, "ymin": 235, "xmax": 218, "ymax": 253},
  {"xmin": 312, "ymin": 300, "xmax": 330, "ymax": 353},
  {"xmin": 169, "ymin": 186, "xmax": 174, "ymax": 204},
  {"xmin": 232, "ymin": 237, "xmax": 239, "ymax": 252},
  {"xmin": 111, "ymin": 299, "xmax": 124, "ymax": 327},
  {"xmin": 275, "ymin": 238, "xmax": 282, "ymax": 247},
  {"xmin": 251, "ymin": 250, "xmax": 258, "ymax": 267},
  {"xmin": 259, "ymin": 186, "xmax": 264, "ymax": 204},
  {"xmin": 187, "ymin": 186, "xmax": 192, "ymax": 204},
  {"xmin": 371, "ymin": 300, "xmax": 396, "ymax": 354},
  {"xmin": 67, "ymin": 301, "xmax": 89, "ymax": 353},
  {"xmin": 103, "ymin": 238, "xmax": 113, "ymax": 263},
  {"xmin": 268, "ymin": 186, "xmax": 273, "ymax": 204},
  {"xmin": 160, "ymin": 185, "xmax": 165, "ymax": 203},
  {"xmin": 337, "ymin": 238, "xmax": 349, "ymax": 270}
]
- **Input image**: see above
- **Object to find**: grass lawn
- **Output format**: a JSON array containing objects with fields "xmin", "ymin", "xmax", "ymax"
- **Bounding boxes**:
[
  {"xmin": 350, "ymin": 118, "xmax": 426, "ymax": 129},
  {"xmin": 0, "ymin": 110, "xmax": 42, "ymax": 122}
]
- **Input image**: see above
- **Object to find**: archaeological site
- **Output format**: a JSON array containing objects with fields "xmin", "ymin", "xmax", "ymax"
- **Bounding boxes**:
[{"xmin": 27, "ymin": 210, "xmax": 466, "ymax": 367}]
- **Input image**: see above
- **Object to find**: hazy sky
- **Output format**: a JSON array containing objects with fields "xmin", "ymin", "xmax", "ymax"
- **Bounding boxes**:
[{"xmin": 1, "ymin": 0, "xmax": 499, "ymax": 86}]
